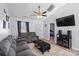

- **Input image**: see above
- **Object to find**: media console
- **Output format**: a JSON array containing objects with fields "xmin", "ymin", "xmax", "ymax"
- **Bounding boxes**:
[{"xmin": 57, "ymin": 30, "xmax": 72, "ymax": 48}]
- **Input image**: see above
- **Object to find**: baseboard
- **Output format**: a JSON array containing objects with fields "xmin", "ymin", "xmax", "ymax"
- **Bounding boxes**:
[{"xmin": 72, "ymin": 47, "xmax": 79, "ymax": 51}]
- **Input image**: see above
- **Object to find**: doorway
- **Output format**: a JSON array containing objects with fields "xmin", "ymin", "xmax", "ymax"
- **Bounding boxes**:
[{"xmin": 50, "ymin": 23, "xmax": 55, "ymax": 43}]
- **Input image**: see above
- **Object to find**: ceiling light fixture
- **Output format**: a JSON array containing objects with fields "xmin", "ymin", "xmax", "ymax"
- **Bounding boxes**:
[{"xmin": 32, "ymin": 6, "xmax": 47, "ymax": 19}]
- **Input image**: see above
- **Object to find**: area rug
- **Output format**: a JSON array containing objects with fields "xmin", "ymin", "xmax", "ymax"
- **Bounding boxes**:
[{"xmin": 28, "ymin": 40, "xmax": 79, "ymax": 56}]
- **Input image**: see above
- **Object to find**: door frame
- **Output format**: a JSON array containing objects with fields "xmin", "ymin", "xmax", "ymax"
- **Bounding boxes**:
[{"xmin": 49, "ymin": 23, "xmax": 55, "ymax": 43}]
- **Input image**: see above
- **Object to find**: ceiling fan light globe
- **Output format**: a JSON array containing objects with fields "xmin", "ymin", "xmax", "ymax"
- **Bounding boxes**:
[{"xmin": 37, "ymin": 15, "xmax": 42, "ymax": 19}]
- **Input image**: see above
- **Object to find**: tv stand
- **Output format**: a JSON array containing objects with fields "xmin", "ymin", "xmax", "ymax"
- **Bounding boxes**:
[{"xmin": 57, "ymin": 30, "xmax": 72, "ymax": 49}]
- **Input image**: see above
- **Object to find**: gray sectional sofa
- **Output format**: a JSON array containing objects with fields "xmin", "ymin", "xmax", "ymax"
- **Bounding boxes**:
[
  {"xmin": 19, "ymin": 32, "xmax": 39, "ymax": 43},
  {"xmin": 0, "ymin": 35, "xmax": 35, "ymax": 56}
]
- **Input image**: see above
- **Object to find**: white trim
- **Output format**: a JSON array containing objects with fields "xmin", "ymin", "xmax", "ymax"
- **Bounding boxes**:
[
  {"xmin": 49, "ymin": 23, "xmax": 55, "ymax": 43},
  {"xmin": 72, "ymin": 47, "xmax": 79, "ymax": 51}
]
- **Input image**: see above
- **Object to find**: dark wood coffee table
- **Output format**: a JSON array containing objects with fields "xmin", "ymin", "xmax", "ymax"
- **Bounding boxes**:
[{"xmin": 34, "ymin": 40, "xmax": 50, "ymax": 54}]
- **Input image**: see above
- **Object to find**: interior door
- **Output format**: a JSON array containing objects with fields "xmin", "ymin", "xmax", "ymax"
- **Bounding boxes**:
[{"xmin": 50, "ymin": 23, "xmax": 55, "ymax": 42}]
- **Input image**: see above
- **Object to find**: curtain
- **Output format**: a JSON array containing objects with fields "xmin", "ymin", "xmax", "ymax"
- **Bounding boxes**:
[
  {"xmin": 17, "ymin": 21, "xmax": 21, "ymax": 36},
  {"xmin": 26, "ymin": 22, "xmax": 29, "ymax": 32}
]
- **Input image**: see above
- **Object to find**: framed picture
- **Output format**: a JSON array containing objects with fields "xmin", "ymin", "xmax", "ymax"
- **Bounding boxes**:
[
  {"xmin": 3, "ymin": 20, "xmax": 6, "ymax": 29},
  {"xmin": 3, "ymin": 9, "xmax": 6, "ymax": 13},
  {"xmin": 6, "ymin": 15, "xmax": 9, "ymax": 22}
]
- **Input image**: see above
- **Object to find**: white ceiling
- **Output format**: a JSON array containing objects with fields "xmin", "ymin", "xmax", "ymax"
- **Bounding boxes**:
[{"xmin": 7, "ymin": 3, "xmax": 66, "ymax": 20}]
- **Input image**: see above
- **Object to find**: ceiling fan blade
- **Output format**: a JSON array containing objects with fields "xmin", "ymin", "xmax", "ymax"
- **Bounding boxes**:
[
  {"xmin": 42, "ymin": 15, "xmax": 47, "ymax": 17},
  {"xmin": 33, "ymin": 11, "xmax": 38, "ymax": 14},
  {"xmin": 33, "ymin": 11, "xmax": 39, "ymax": 15},
  {"xmin": 43, "ymin": 11, "xmax": 47, "ymax": 14},
  {"xmin": 47, "ymin": 5, "xmax": 54, "ymax": 12},
  {"xmin": 31, "ymin": 14, "xmax": 36, "ymax": 16}
]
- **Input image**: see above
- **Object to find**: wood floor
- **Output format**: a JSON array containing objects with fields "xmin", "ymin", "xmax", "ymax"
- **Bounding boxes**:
[{"xmin": 28, "ymin": 39, "xmax": 79, "ymax": 56}]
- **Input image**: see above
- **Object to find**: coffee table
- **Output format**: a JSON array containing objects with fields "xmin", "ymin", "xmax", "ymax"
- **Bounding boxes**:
[{"xmin": 34, "ymin": 40, "xmax": 50, "ymax": 54}]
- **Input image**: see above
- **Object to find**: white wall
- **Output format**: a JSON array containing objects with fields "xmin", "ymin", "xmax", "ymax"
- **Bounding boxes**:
[
  {"xmin": 10, "ymin": 18, "xmax": 18, "ymax": 38},
  {"xmin": 33, "ymin": 20, "xmax": 43, "ymax": 38},
  {"xmin": 10, "ymin": 18, "xmax": 43, "ymax": 39},
  {"xmin": 43, "ymin": 3, "xmax": 79, "ymax": 50},
  {"xmin": 43, "ymin": 19, "xmax": 55, "ymax": 40},
  {"xmin": 0, "ymin": 4, "xmax": 10, "ymax": 41}
]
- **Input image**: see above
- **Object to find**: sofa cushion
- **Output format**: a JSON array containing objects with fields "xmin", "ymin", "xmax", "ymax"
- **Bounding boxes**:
[
  {"xmin": 16, "ymin": 44, "xmax": 29, "ymax": 53},
  {"xmin": 16, "ymin": 49, "xmax": 35, "ymax": 56},
  {"xmin": 16, "ymin": 38, "xmax": 27, "ymax": 43},
  {"xmin": 20, "ymin": 33, "xmax": 28, "ymax": 38},
  {"xmin": 27, "ymin": 32, "xmax": 36, "ymax": 36},
  {"xmin": 0, "ymin": 39, "xmax": 11, "ymax": 55},
  {"xmin": 0, "ymin": 48, "xmax": 5, "ymax": 56},
  {"xmin": 5, "ymin": 35, "xmax": 13, "ymax": 44},
  {"xmin": 17, "ymin": 41, "xmax": 27, "ymax": 46},
  {"xmin": 20, "ymin": 32, "xmax": 36, "ymax": 38},
  {"xmin": 7, "ymin": 47, "xmax": 16, "ymax": 56},
  {"xmin": 25, "ymin": 39, "xmax": 32, "ymax": 43},
  {"xmin": 11, "ymin": 39, "xmax": 16, "ymax": 50},
  {"xmin": 17, "ymin": 38, "xmax": 32, "ymax": 43}
]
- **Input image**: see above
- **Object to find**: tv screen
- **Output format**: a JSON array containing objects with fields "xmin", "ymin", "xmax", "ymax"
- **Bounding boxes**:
[{"xmin": 56, "ymin": 15, "xmax": 75, "ymax": 27}]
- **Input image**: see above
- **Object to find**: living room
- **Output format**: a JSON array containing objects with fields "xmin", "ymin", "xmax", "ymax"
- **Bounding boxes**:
[{"xmin": 0, "ymin": 3, "xmax": 79, "ymax": 56}]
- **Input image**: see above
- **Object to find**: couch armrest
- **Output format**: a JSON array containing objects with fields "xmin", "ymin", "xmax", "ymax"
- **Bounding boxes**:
[{"xmin": 31, "ymin": 36, "xmax": 39, "ymax": 42}]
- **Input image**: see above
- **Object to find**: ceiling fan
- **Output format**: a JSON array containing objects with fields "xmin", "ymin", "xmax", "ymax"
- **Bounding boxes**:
[
  {"xmin": 32, "ymin": 6, "xmax": 47, "ymax": 18},
  {"xmin": 31, "ymin": 5, "xmax": 55, "ymax": 19}
]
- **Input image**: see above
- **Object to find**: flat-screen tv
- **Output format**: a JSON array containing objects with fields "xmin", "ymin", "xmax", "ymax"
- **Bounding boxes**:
[{"xmin": 56, "ymin": 15, "xmax": 75, "ymax": 27}]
